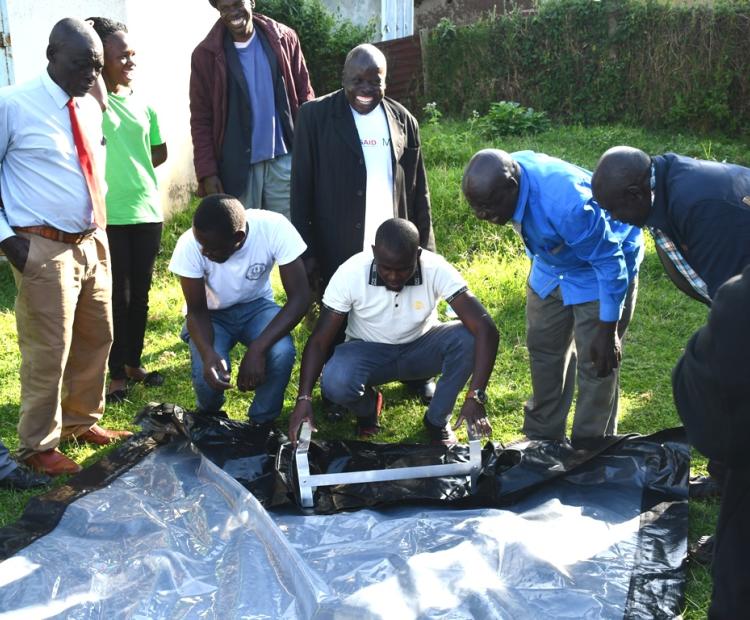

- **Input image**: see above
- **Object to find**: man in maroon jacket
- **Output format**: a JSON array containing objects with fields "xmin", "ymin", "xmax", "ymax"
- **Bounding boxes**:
[{"xmin": 190, "ymin": 0, "xmax": 314, "ymax": 219}]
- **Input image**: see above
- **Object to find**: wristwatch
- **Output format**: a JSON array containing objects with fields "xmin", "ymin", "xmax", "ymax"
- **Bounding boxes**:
[{"xmin": 465, "ymin": 388, "xmax": 488, "ymax": 406}]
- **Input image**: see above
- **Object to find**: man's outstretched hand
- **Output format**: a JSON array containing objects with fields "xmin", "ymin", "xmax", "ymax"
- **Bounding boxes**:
[{"xmin": 453, "ymin": 399, "xmax": 492, "ymax": 438}]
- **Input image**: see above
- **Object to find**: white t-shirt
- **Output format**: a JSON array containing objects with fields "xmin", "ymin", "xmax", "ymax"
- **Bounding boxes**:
[
  {"xmin": 323, "ymin": 249, "xmax": 469, "ymax": 344},
  {"xmin": 169, "ymin": 209, "xmax": 306, "ymax": 310},
  {"xmin": 351, "ymin": 104, "xmax": 394, "ymax": 250}
]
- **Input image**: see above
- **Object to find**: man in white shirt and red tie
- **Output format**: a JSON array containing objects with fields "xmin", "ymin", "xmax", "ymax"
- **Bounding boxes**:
[{"xmin": 0, "ymin": 18, "xmax": 131, "ymax": 476}]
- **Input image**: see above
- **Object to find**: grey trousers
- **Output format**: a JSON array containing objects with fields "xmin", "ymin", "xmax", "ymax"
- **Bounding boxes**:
[
  {"xmin": 238, "ymin": 153, "xmax": 292, "ymax": 220},
  {"xmin": 522, "ymin": 277, "xmax": 638, "ymax": 442}
]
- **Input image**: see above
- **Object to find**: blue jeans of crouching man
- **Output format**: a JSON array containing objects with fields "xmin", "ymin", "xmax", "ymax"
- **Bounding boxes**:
[
  {"xmin": 320, "ymin": 321, "xmax": 475, "ymax": 426},
  {"xmin": 181, "ymin": 298, "xmax": 296, "ymax": 422}
]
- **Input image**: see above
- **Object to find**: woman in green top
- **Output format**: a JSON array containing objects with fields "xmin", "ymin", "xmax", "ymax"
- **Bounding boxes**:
[{"xmin": 90, "ymin": 18, "xmax": 168, "ymax": 403}]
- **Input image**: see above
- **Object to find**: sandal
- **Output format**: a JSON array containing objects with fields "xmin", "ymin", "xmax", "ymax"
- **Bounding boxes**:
[
  {"xmin": 105, "ymin": 389, "xmax": 128, "ymax": 404},
  {"xmin": 128, "ymin": 370, "xmax": 165, "ymax": 388}
]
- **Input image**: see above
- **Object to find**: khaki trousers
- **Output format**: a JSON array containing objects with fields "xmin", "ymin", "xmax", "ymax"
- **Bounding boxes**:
[
  {"xmin": 522, "ymin": 277, "xmax": 638, "ymax": 442},
  {"xmin": 12, "ymin": 230, "xmax": 113, "ymax": 458}
]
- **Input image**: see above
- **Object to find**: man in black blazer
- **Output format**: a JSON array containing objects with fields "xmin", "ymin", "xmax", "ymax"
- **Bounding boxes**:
[{"xmin": 291, "ymin": 44, "xmax": 436, "ymax": 406}]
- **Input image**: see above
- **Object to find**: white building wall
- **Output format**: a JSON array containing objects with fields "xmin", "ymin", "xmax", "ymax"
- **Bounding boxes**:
[
  {"xmin": 321, "ymin": 0, "xmax": 381, "ymax": 39},
  {"xmin": 124, "ymin": 2, "xmax": 217, "ymax": 213},
  {"xmin": 5, "ymin": 0, "xmax": 218, "ymax": 215}
]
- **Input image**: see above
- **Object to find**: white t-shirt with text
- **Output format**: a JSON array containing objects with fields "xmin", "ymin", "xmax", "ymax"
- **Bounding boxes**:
[
  {"xmin": 351, "ymin": 104, "xmax": 394, "ymax": 250},
  {"xmin": 169, "ymin": 210, "xmax": 306, "ymax": 310}
]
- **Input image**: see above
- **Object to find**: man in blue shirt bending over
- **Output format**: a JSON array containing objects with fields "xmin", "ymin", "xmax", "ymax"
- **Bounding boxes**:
[{"xmin": 462, "ymin": 149, "xmax": 644, "ymax": 444}]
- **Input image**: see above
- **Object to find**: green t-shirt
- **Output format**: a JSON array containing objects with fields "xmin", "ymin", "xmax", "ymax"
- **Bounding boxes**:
[{"xmin": 102, "ymin": 91, "xmax": 164, "ymax": 225}]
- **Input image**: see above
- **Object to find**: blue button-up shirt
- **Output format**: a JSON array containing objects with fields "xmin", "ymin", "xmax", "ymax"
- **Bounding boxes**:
[{"xmin": 512, "ymin": 151, "xmax": 644, "ymax": 321}]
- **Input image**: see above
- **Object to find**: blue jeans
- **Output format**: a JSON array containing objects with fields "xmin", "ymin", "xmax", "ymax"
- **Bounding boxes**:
[
  {"xmin": 181, "ymin": 298, "xmax": 295, "ymax": 422},
  {"xmin": 320, "ymin": 321, "xmax": 475, "ymax": 427}
]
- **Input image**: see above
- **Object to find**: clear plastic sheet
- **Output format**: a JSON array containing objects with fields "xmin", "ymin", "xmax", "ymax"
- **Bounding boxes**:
[
  {"xmin": 0, "ymin": 441, "xmax": 330, "ymax": 619},
  {"xmin": 0, "ymin": 431, "xmax": 688, "ymax": 619}
]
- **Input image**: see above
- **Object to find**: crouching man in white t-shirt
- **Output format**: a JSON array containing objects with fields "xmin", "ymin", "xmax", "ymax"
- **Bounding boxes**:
[
  {"xmin": 288, "ymin": 218, "xmax": 499, "ymax": 445},
  {"xmin": 169, "ymin": 194, "xmax": 310, "ymax": 425}
]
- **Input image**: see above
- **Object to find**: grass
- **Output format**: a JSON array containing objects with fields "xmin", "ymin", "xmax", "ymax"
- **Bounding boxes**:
[{"xmin": 1, "ymin": 120, "xmax": 742, "ymax": 618}]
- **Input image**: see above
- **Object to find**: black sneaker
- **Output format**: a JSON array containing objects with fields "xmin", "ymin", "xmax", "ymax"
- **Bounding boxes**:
[
  {"xmin": 322, "ymin": 396, "xmax": 347, "ymax": 422},
  {"xmin": 356, "ymin": 390, "xmax": 384, "ymax": 438},
  {"xmin": 422, "ymin": 413, "xmax": 457, "ymax": 446},
  {"xmin": 0, "ymin": 464, "xmax": 51, "ymax": 490}
]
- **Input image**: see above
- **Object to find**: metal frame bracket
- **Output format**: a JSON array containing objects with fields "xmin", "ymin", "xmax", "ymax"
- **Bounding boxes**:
[{"xmin": 295, "ymin": 422, "xmax": 482, "ymax": 509}]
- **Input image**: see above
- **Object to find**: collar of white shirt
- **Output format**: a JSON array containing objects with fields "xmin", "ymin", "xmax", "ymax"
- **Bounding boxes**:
[{"xmin": 40, "ymin": 70, "xmax": 72, "ymax": 111}]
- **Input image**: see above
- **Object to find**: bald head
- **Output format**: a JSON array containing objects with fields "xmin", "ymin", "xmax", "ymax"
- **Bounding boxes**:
[
  {"xmin": 344, "ymin": 44, "xmax": 387, "ymax": 75},
  {"xmin": 591, "ymin": 146, "xmax": 652, "ymax": 227},
  {"xmin": 462, "ymin": 149, "xmax": 520, "ymax": 226},
  {"xmin": 47, "ymin": 18, "xmax": 103, "ymax": 97},
  {"xmin": 343, "ymin": 44, "xmax": 387, "ymax": 115}
]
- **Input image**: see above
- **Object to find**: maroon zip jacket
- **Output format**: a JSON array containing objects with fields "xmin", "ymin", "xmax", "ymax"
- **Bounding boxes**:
[{"xmin": 189, "ymin": 14, "xmax": 314, "ymax": 195}]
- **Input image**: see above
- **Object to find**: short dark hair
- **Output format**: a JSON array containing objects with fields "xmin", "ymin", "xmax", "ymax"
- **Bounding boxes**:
[
  {"xmin": 374, "ymin": 218, "xmax": 419, "ymax": 258},
  {"xmin": 208, "ymin": 0, "xmax": 256, "ymax": 9},
  {"xmin": 86, "ymin": 17, "xmax": 127, "ymax": 44},
  {"xmin": 193, "ymin": 194, "xmax": 246, "ymax": 238}
]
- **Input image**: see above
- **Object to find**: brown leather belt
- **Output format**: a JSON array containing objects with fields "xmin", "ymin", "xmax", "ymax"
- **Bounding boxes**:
[{"xmin": 13, "ymin": 225, "xmax": 97, "ymax": 245}]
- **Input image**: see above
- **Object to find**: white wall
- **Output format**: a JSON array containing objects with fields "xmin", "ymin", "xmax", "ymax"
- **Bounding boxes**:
[
  {"xmin": 125, "ymin": 1, "xmax": 217, "ymax": 214},
  {"xmin": 5, "ymin": 0, "xmax": 218, "ymax": 215},
  {"xmin": 321, "ymin": 0, "xmax": 381, "ymax": 39}
]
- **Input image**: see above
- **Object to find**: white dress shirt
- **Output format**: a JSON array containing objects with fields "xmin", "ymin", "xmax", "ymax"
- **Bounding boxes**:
[{"xmin": 0, "ymin": 71, "xmax": 106, "ymax": 242}]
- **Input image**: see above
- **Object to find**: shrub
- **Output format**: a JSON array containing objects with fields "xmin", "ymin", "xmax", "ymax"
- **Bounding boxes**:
[{"xmin": 478, "ymin": 101, "xmax": 551, "ymax": 137}]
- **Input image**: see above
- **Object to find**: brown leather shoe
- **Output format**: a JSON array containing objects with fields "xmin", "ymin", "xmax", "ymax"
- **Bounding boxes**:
[
  {"xmin": 76, "ymin": 424, "xmax": 133, "ymax": 446},
  {"xmin": 24, "ymin": 449, "xmax": 81, "ymax": 476}
]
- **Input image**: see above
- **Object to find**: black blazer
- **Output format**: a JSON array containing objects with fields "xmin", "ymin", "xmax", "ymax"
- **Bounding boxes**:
[{"xmin": 291, "ymin": 90, "xmax": 435, "ymax": 284}]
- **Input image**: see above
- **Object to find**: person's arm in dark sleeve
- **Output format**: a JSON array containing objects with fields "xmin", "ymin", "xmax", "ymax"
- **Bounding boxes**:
[
  {"xmin": 290, "ymin": 103, "xmax": 319, "ymax": 281},
  {"xmin": 405, "ymin": 115, "xmax": 435, "ymax": 251},
  {"xmin": 189, "ymin": 48, "xmax": 222, "ymax": 196},
  {"xmin": 286, "ymin": 30, "xmax": 315, "ymax": 107}
]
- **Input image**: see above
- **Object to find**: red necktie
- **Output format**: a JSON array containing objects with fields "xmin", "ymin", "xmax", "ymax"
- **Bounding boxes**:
[{"xmin": 67, "ymin": 98, "xmax": 107, "ymax": 228}]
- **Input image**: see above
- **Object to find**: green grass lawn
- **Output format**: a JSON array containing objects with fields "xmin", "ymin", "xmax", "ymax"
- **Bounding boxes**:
[{"xmin": 1, "ymin": 121, "xmax": 743, "ymax": 617}]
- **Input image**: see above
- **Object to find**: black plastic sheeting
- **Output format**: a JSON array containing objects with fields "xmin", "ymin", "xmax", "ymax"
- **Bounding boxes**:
[
  {"xmin": 0, "ymin": 404, "xmax": 690, "ymax": 618},
  {"xmin": 143, "ymin": 404, "xmax": 692, "ymax": 618}
]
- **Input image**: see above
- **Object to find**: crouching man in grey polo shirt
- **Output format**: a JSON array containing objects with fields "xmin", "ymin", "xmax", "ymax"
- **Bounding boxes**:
[{"xmin": 288, "ymin": 218, "xmax": 499, "ymax": 446}]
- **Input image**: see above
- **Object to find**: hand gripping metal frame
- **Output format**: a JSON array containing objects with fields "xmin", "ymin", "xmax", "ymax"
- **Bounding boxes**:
[{"xmin": 294, "ymin": 422, "xmax": 482, "ymax": 509}]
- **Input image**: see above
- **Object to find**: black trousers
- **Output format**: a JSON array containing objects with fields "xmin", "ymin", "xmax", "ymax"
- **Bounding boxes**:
[
  {"xmin": 106, "ymin": 222, "xmax": 162, "ymax": 380},
  {"xmin": 710, "ymin": 467, "xmax": 750, "ymax": 619}
]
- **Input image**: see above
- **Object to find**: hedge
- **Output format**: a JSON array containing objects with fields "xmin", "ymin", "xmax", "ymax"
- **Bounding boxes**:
[{"xmin": 424, "ymin": 0, "xmax": 750, "ymax": 133}]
